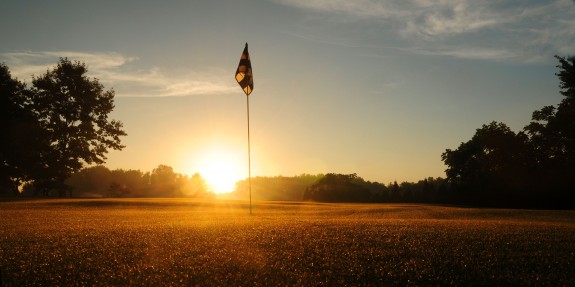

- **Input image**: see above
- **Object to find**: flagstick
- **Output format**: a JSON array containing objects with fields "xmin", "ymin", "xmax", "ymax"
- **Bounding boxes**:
[{"xmin": 247, "ymin": 94, "xmax": 252, "ymax": 215}]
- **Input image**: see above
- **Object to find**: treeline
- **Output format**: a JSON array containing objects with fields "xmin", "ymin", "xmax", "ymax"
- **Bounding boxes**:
[
  {"xmin": 229, "ymin": 173, "xmax": 449, "ymax": 204},
  {"xmin": 304, "ymin": 173, "xmax": 449, "ymax": 204},
  {"xmin": 21, "ymin": 165, "xmax": 212, "ymax": 198},
  {"xmin": 232, "ymin": 174, "xmax": 324, "ymax": 201}
]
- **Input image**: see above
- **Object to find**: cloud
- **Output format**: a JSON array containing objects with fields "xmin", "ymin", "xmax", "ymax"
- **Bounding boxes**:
[
  {"xmin": 2, "ymin": 51, "xmax": 136, "ymax": 78},
  {"xmin": 411, "ymin": 46, "xmax": 516, "ymax": 61},
  {"xmin": 405, "ymin": 1, "xmax": 505, "ymax": 37},
  {"xmin": 277, "ymin": 0, "xmax": 575, "ymax": 63},
  {"xmin": 1, "ymin": 51, "xmax": 236, "ymax": 97},
  {"xmin": 278, "ymin": 0, "xmax": 407, "ymax": 18}
]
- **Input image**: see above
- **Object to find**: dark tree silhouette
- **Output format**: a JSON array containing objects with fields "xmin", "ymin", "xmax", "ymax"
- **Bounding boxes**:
[
  {"xmin": 442, "ymin": 122, "xmax": 530, "ymax": 204},
  {"xmin": 388, "ymin": 181, "xmax": 400, "ymax": 201},
  {"xmin": 56, "ymin": 165, "xmax": 210, "ymax": 198},
  {"xmin": 63, "ymin": 165, "xmax": 113, "ymax": 197},
  {"xmin": 30, "ymin": 58, "xmax": 126, "ymax": 196},
  {"xmin": 441, "ymin": 55, "xmax": 575, "ymax": 208},
  {"xmin": 0, "ymin": 64, "xmax": 46, "ymax": 195},
  {"xmin": 234, "ymin": 174, "xmax": 324, "ymax": 201},
  {"xmin": 150, "ymin": 164, "xmax": 178, "ymax": 196},
  {"xmin": 304, "ymin": 173, "xmax": 372, "ymax": 202},
  {"xmin": 525, "ymin": 55, "xmax": 575, "ymax": 192}
]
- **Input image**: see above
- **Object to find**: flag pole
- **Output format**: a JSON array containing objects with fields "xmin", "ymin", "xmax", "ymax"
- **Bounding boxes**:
[
  {"xmin": 247, "ymin": 94, "xmax": 252, "ymax": 215},
  {"xmin": 235, "ymin": 42, "xmax": 254, "ymax": 215}
]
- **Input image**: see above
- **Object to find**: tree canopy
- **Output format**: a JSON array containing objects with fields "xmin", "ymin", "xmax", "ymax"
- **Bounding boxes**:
[
  {"xmin": 1, "ymin": 58, "xmax": 126, "ymax": 196},
  {"xmin": 0, "ymin": 64, "xmax": 47, "ymax": 195},
  {"xmin": 442, "ymin": 122, "xmax": 530, "ymax": 194},
  {"xmin": 442, "ymin": 55, "xmax": 575, "ymax": 208},
  {"xmin": 524, "ymin": 55, "xmax": 575, "ymax": 191}
]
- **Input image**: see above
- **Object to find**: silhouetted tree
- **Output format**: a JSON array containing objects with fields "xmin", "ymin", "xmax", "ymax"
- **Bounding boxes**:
[
  {"xmin": 525, "ymin": 55, "xmax": 575, "ymax": 193},
  {"xmin": 234, "ymin": 174, "xmax": 324, "ymax": 201},
  {"xmin": 356, "ymin": 180, "xmax": 387, "ymax": 201},
  {"xmin": 442, "ymin": 122, "xmax": 530, "ymax": 204},
  {"xmin": 62, "ymin": 165, "xmax": 211, "ymax": 198},
  {"xmin": 389, "ymin": 181, "xmax": 400, "ymax": 202},
  {"xmin": 150, "ymin": 165, "xmax": 178, "ymax": 196},
  {"xmin": 65, "ymin": 165, "xmax": 112, "ymax": 197},
  {"xmin": 0, "ymin": 64, "xmax": 46, "ymax": 195},
  {"xmin": 304, "ymin": 173, "xmax": 372, "ymax": 202},
  {"xmin": 30, "ymin": 58, "xmax": 126, "ymax": 196},
  {"xmin": 440, "ymin": 55, "xmax": 575, "ymax": 208},
  {"xmin": 111, "ymin": 169, "xmax": 141, "ymax": 194},
  {"xmin": 184, "ymin": 173, "xmax": 209, "ymax": 197},
  {"xmin": 421, "ymin": 178, "xmax": 433, "ymax": 201}
]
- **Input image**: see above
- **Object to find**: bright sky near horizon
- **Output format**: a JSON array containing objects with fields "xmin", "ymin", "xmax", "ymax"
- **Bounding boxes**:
[{"xmin": 1, "ymin": 0, "xmax": 574, "ymax": 190}]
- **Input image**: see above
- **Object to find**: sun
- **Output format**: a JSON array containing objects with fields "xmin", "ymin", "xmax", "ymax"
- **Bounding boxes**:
[{"xmin": 197, "ymin": 150, "xmax": 244, "ymax": 194}]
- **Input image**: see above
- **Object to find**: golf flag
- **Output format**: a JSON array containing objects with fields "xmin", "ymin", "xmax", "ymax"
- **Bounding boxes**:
[{"xmin": 235, "ymin": 43, "xmax": 253, "ymax": 96}]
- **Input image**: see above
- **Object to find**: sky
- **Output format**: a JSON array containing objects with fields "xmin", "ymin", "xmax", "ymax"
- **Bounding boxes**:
[{"xmin": 1, "ymin": 0, "xmax": 575, "ymax": 189}]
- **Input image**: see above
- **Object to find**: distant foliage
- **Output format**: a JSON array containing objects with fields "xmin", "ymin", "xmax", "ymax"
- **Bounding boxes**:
[
  {"xmin": 376, "ymin": 178, "xmax": 449, "ymax": 204},
  {"xmin": 231, "ymin": 173, "xmax": 450, "ymax": 204},
  {"xmin": 21, "ymin": 165, "xmax": 211, "ymax": 198},
  {"xmin": 233, "ymin": 174, "xmax": 324, "ymax": 201},
  {"xmin": 303, "ymin": 173, "xmax": 372, "ymax": 202}
]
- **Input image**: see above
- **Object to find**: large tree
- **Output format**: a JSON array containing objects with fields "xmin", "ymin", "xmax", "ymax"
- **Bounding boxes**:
[
  {"xmin": 0, "ymin": 64, "xmax": 46, "ymax": 195},
  {"xmin": 30, "ymin": 58, "xmax": 126, "ymax": 196},
  {"xmin": 442, "ymin": 55, "xmax": 575, "ymax": 207},
  {"xmin": 524, "ymin": 55, "xmax": 575, "ymax": 191},
  {"xmin": 441, "ymin": 122, "xmax": 530, "ymax": 196}
]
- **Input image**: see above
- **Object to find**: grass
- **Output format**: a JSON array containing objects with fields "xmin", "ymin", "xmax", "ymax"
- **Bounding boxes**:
[{"xmin": 1, "ymin": 198, "xmax": 574, "ymax": 286}]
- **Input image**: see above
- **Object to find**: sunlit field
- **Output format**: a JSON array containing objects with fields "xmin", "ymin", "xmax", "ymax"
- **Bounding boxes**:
[{"xmin": 1, "ymin": 199, "xmax": 574, "ymax": 286}]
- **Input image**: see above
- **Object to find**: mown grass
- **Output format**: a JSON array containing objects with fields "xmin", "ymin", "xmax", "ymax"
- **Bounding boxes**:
[{"xmin": 1, "ymin": 198, "xmax": 574, "ymax": 286}]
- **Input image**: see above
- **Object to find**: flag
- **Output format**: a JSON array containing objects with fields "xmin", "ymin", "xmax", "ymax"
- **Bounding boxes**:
[{"xmin": 235, "ymin": 43, "xmax": 253, "ymax": 96}]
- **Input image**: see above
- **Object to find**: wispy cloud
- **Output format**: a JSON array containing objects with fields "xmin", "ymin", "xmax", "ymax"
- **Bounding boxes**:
[
  {"xmin": 277, "ymin": 0, "xmax": 575, "ymax": 63},
  {"xmin": 1, "ymin": 51, "xmax": 236, "ymax": 97},
  {"xmin": 410, "ymin": 46, "xmax": 516, "ymax": 61},
  {"xmin": 278, "ymin": 0, "xmax": 408, "ymax": 18},
  {"xmin": 3, "ymin": 51, "xmax": 137, "ymax": 79},
  {"xmin": 405, "ymin": 1, "xmax": 505, "ymax": 38}
]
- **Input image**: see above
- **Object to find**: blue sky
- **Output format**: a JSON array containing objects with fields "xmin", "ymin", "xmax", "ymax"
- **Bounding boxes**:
[{"xmin": 1, "ymin": 0, "xmax": 574, "ymax": 186}]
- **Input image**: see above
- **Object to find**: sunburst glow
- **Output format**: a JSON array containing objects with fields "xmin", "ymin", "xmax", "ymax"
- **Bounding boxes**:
[{"xmin": 197, "ymin": 150, "xmax": 244, "ymax": 194}]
